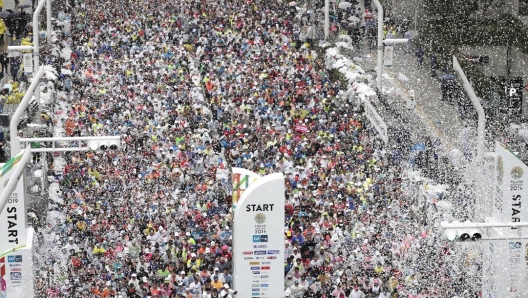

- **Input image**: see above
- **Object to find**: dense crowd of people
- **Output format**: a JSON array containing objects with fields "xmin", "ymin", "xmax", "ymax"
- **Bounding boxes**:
[{"xmin": 29, "ymin": 0, "xmax": 469, "ymax": 297}]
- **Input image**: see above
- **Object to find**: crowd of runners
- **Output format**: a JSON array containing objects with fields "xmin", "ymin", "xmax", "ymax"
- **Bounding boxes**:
[{"xmin": 25, "ymin": 0, "xmax": 468, "ymax": 297}]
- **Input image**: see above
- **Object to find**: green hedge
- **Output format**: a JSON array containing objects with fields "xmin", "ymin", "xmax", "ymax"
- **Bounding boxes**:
[{"xmin": 421, "ymin": 14, "xmax": 528, "ymax": 53}]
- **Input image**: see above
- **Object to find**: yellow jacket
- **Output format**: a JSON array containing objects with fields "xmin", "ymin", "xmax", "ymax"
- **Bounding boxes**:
[
  {"xmin": 93, "ymin": 246, "xmax": 106, "ymax": 255},
  {"xmin": 186, "ymin": 258, "xmax": 201, "ymax": 270},
  {"xmin": 0, "ymin": 19, "xmax": 5, "ymax": 35}
]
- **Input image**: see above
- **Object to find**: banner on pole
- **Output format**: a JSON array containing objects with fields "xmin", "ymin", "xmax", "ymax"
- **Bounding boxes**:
[
  {"xmin": 0, "ymin": 152, "xmax": 28, "ymax": 256},
  {"xmin": 384, "ymin": 46, "xmax": 393, "ymax": 67},
  {"xmin": 495, "ymin": 142, "xmax": 528, "ymax": 226},
  {"xmin": 484, "ymin": 142, "xmax": 528, "ymax": 297},
  {"xmin": 23, "ymin": 54, "xmax": 32, "ymax": 74}
]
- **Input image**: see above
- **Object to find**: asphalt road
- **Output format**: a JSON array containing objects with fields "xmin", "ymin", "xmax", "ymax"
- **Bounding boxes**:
[{"xmin": 352, "ymin": 42, "xmax": 473, "ymax": 152}]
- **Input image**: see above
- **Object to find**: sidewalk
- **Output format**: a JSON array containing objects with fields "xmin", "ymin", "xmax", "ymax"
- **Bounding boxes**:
[{"xmin": 351, "ymin": 43, "xmax": 469, "ymax": 151}]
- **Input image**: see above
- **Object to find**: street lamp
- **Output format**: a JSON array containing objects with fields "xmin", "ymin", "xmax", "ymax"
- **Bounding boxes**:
[
  {"xmin": 7, "ymin": 0, "xmax": 53, "ymax": 123},
  {"xmin": 373, "ymin": 0, "xmax": 383, "ymax": 91},
  {"xmin": 324, "ymin": 0, "xmax": 329, "ymax": 40}
]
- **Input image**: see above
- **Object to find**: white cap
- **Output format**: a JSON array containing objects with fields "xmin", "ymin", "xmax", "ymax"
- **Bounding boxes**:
[
  {"xmin": 224, "ymin": 284, "xmax": 230, "ymax": 289},
  {"xmin": 69, "ymin": 237, "xmax": 74, "ymax": 241}
]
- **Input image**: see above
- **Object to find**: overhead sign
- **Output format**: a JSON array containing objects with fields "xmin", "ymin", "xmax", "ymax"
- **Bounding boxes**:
[
  {"xmin": 364, "ymin": 99, "xmax": 388, "ymax": 144},
  {"xmin": 232, "ymin": 171, "xmax": 285, "ymax": 298}
]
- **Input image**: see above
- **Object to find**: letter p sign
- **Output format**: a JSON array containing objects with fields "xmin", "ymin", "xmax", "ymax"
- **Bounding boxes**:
[{"xmin": 510, "ymin": 88, "xmax": 517, "ymax": 97}]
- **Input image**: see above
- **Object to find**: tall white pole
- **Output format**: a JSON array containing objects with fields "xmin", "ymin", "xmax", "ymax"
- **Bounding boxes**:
[
  {"xmin": 10, "ymin": 66, "xmax": 45, "ymax": 155},
  {"xmin": 453, "ymin": 56, "xmax": 486, "ymax": 163},
  {"xmin": 46, "ymin": 0, "xmax": 52, "ymax": 45},
  {"xmin": 33, "ymin": 0, "xmax": 45, "ymax": 68},
  {"xmin": 33, "ymin": 0, "xmax": 46, "ymax": 123},
  {"xmin": 373, "ymin": 0, "xmax": 383, "ymax": 91},
  {"xmin": 324, "ymin": 0, "xmax": 329, "ymax": 40}
]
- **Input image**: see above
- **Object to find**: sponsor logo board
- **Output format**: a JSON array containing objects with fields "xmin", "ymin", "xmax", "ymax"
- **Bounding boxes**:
[
  {"xmin": 7, "ymin": 255, "xmax": 22, "ymax": 263},
  {"xmin": 10, "ymin": 272, "xmax": 21, "ymax": 280}
]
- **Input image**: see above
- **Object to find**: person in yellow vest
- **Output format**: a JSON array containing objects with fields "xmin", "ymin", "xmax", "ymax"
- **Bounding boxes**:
[
  {"xmin": 186, "ymin": 253, "xmax": 201, "ymax": 271},
  {"xmin": 93, "ymin": 243, "xmax": 106, "ymax": 255},
  {"xmin": 0, "ymin": 18, "xmax": 5, "ymax": 44},
  {"xmin": 143, "ymin": 223, "xmax": 155, "ymax": 236}
]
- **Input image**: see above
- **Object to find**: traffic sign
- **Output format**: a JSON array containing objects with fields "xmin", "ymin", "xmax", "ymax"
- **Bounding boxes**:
[{"xmin": 490, "ymin": 76, "xmax": 523, "ymax": 116}]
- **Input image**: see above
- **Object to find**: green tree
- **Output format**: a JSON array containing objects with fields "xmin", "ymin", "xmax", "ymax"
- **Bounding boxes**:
[{"xmin": 423, "ymin": 0, "xmax": 478, "ymax": 18}]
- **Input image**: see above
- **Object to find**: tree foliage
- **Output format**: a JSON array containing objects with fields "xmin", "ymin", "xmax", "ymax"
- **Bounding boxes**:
[{"xmin": 423, "ymin": 0, "xmax": 479, "ymax": 18}]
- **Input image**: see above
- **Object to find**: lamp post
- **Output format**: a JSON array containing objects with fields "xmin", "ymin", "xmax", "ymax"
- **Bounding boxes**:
[
  {"xmin": 324, "ymin": 0, "xmax": 329, "ymax": 40},
  {"xmin": 47, "ymin": 0, "xmax": 52, "ymax": 45},
  {"xmin": 8, "ymin": 0, "xmax": 53, "ymax": 123},
  {"xmin": 373, "ymin": 0, "xmax": 383, "ymax": 91},
  {"xmin": 453, "ymin": 55, "xmax": 486, "ymax": 163}
]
